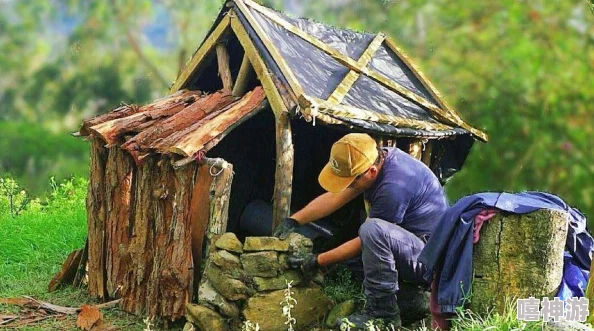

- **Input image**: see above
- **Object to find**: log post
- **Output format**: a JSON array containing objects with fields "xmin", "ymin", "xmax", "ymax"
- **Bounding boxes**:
[
  {"xmin": 471, "ymin": 209, "xmax": 568, "ymax": 315},
  {"xmin": 232, "ymin": 54, "xmax": 254, "ymax": 97},
  {"xmin": 272, "ymin": 112, "xmax": 293, "ymax": 231},
  {"xmin": 216, "ymin": 42, "xmax": 233, "ymax": 92},
  {"xmin": 409, "ymin": 139, "xmax": 423, "ymax": 160},
  {"xmin": 87, "ymin": 138, "xmax": 108, "ymax": 300},
  {"xmin": 421, "ymin": 140, "xmax": 433, "ymax": 166}
]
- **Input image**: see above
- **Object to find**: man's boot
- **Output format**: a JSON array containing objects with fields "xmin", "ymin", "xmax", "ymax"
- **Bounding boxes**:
[
  {"xmin": 397, "ymin": 283, "xmax": 431, "ymax": 325},
  {"xmin": 340, "ymin": 293, "xmax": 402, "ymax": 330}
]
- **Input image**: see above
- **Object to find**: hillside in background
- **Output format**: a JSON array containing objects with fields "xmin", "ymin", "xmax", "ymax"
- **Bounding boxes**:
[{"xmin": 0, "ymin": 0, "xmax": 592, "ymax": 227}]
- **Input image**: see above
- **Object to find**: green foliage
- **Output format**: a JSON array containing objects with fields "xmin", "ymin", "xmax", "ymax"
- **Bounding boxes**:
[
  {"xmin": 0, "ymin": 122, "xmax": 90, "ymax": 195},
  {"xmin": 0, "ymin": 176, "xmax": 87, "ymax": 297},
  {"xmin": 323, "ymin": 265, "xmax": 365, "ymax": 305}
]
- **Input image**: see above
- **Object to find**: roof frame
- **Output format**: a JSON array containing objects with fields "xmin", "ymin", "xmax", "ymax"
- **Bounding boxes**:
[
  {"xmin": 241, "ymin": 0, "xmax": 487, "ymax": 141},
  {"xmin": 169, "ymin": 15, "xmax": 232, "ymax": 93}
]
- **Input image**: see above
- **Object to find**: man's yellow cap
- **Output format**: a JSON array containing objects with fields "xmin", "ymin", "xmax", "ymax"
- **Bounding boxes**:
[{"xmin": 318, "ymin": 133, "xmax": 378, "ymax": 193}]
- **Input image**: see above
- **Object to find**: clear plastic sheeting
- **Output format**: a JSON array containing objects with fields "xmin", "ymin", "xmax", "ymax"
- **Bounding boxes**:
[
  {"xmin": 369, "ymin": 44, "xmax": 438, "ymax": 104},
  {"xmin": 342, "ymin": 75, "xmax": 441, "ymax": 123},
  {"xmin": 249, "ymin": 8, "xmax": 351, "ymax": 99}
]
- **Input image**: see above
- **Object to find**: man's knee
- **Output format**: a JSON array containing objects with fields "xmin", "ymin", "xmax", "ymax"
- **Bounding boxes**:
[{"xmin": 359, "ymin": 218, "xmax": 385, "ymax": 242}]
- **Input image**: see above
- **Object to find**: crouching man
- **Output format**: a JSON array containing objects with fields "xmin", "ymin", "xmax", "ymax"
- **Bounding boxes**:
[{"xmin": 273, "ymin": 133, "xmax": 447, "ymax": 329}]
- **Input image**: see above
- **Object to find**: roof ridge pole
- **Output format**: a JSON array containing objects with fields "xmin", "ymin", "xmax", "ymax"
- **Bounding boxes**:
[{"xmin": 234, "ymin": 0, "xmax": 305, "ymax": 98}]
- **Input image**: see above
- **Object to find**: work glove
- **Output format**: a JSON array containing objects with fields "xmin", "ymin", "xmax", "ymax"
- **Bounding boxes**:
[
  {"xmin": 272, "ymin": 217, "xmax": 299, "ymax": 239},
  {"xmin": 287, "ymin": 253, "xmax": 319, "ymax": 275}
]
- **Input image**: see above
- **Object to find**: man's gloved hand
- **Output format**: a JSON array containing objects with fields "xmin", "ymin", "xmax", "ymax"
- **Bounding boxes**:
[
  {"xmin": 272, "ymin": 217, "xmax": 299, "ymax": 239},
  {"xmin": 287, "ymin": 253, "xmax": 319, "ymax": 274}
]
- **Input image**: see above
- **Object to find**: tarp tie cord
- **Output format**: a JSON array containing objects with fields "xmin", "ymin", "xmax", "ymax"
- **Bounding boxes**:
[
  {"xmin": 193, "ymin": 150, "xmax": 206, "ymax": 163},
  {"xmin": 210, "ymin": 163, "xmax": 225, "ymax": 177}
]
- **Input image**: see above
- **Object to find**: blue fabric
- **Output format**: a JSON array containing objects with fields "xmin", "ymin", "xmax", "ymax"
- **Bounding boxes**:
[
  {"xmin": 363, "ymin": 148, "xmax": 448, "ymax": 238},
  {"xmin": 418, "ymin": 191, "xmax": 594, "ymax": 313}
]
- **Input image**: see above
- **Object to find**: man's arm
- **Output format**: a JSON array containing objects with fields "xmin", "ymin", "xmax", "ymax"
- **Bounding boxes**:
[
  {"xmin": 318, "ymin": 237, "xmax": 362, "ymax": 267},
  {"xmin": 291, "ymin": 188, "xmax": 362, "ymax": 225}
]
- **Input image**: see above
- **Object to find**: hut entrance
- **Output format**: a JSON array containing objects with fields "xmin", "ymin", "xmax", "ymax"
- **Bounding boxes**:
[{"xmin": 206, "ymin": 106, "xmax": 277, "ymax": 237}]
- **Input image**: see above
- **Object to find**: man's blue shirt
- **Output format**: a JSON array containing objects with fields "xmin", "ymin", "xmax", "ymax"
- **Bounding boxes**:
[{"xmin": 363, "ymin": 147, "xmax": 448, "ymax": 238}]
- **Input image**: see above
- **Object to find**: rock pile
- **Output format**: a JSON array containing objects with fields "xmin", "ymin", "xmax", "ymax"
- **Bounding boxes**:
[{"xmin": 185, "ymin": 232, "xmax": 333, "ymax": 331}]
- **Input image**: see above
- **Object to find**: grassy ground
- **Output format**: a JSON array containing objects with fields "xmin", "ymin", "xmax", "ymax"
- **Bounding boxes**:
[
  {"xmin": 1, "ymin": 176, "xmax": 586, "ymax": 330},
  {"xmin": 0, "ymin": 177, "xmax": 148, "ymax": 330}
]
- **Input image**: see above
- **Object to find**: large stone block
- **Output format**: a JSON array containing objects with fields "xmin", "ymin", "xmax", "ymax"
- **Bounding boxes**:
[
  {"xmin": 197, "ymin": 280, "xmax": 240, "ymax": 317},
  {"xmin": 471, "ymin": 209, "xmax": 568, "ymax": 315},
  {"xmin": 215, "ymin": 233, "xmax": 243, "ymax": 253},
  {"xmin": 243, "ymin": 285, "xmax": 333, "ymax": 331},
  {"xmin": 211, "ymin": 250, "xmax": 241, "ymax": 271},
  {"xmin": 253, "ymin": 270, "xmax": 302, "ymax": 291},
  {"xmin": 287, "ymin": 233, "xmax": 313, "ymax": 255},
  {"xmin": 185, "ymin": 304, "xmax": 227, "ymax": 331},
  {"xmin": 244, "ymin": 237, "xmax": 289, "ymax": 252},
  {"xmin": 241, "ymin": 251, "xmax": 280, "ymax": 277},
  {"xmin": 206, "ymin": 265, "xmax": 252, "ymax": 301}
]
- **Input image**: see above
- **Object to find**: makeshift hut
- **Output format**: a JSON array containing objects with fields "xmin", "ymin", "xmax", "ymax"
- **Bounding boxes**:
[{"xmin": 73, "ymin": 0, "xmax": 488, "ymax": 320}]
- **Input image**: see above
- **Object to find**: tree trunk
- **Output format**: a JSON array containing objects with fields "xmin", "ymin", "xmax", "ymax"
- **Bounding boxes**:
[{"xmin": 471, "ymin": 209, "xmax": 568, "ymax": 315}]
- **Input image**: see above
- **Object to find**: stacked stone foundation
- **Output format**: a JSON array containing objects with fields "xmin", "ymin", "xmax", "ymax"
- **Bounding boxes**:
[{"xmin": 185, "ymin": 232, "xmax": 333, "ymax": 331}]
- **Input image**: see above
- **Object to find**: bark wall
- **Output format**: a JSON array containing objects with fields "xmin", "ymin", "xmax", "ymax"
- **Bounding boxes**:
[{"xmin": 87, "ymin": 144, "xmax": 218, "ymax": 320}]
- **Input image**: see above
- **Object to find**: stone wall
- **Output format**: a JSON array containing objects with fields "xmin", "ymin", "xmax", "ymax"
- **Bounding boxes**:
[{"xmin": 185, "ymin": 233, "xmax": 333, "ymax": 331}]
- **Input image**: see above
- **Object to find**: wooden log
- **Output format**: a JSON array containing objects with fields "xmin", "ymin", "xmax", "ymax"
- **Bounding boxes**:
[
  {"xmin": 121, "ymin": 91, "xmax": 234, "ymax": 164},
  {"xmin": 87, "ymin": 138, "xmax": 108, "ymax": 300},
  {"xmin": 216, "ymin": 43, "xmax": 233, "ymax": 92},
  {"xmin": 409, "ymin": 139, "xmax": 423, "ymax": 160},
  {"xmin": 272, "ymin": 111, "xmax": 293, "ymax": 231},
  {"xmin": 170, "ymin": 87, "xmax": 267, "ymax": 158},
  {"xmin": 80, "ymin": 90, "xmax": 199, "ymax": 137},
  {"xmin": 73, "ymin": 240, "xmax": 89, "ymax": 287},
  {"xmin": 49, "ymin": 248, "xmax": 84, "ymax": 292},
  {"xmin": 208, "ymin": 163, "xmax": 234, "ymax": 238},
  {"xmin": 188, "ymin": 165, "xmax": 214, "ymax": 300},
  {"xmin": 104, "ymin": 147, "xmax": 135, "ymax": 299},
  {"xmin": 232, "ymin": 54, "xmax": 254, "ymax": 97},
  {"xmin": 421, "ymin": 140, "xmax": 433, "ymax": 166},
  {"xmin": 151, "ymin": 99, "xmax": 241, "ymax": 156},
  {"xmin": 471, "ymin": 209, "xmax": 568, "ymax": 315}
]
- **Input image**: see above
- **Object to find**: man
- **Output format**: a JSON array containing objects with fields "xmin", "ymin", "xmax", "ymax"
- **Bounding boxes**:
[{"xmin": 273, "ymin": 133, "xmax": 447, "ymax": 329}]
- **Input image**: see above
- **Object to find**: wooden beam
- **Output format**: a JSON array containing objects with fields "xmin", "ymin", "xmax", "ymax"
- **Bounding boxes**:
[
  {"xmin": 232, "ymin": 54, "xmax": 254, "ymax": 97},
  {"xmin": 300, "ymin": 95, "xmax": 454, "ymax": 132},
  {"xmin": 421, "ymin": 140, "xmax": 434, "ymax": 166},
  {"xmin": 188, "ymin": 165, "xmax": 213, "ymax": 300},
  {"xmin": 230, "ymin": 15, "xmax": 288, "ymax": 117},
  {"xmin": 409, "ymin": 140, "xmax": 424, "ymax": 160},
  {"xmin": 243, "ymin": 0, "xmax": 488, "ymax": 142},
  {"xmin": 272, "ymin": 111, "xmax": 293, "ymax": 231},
  {"xmin": 216, "ymin": 42, "xmax": 233, "ymax": 92},
  {"xmin": 327, "ymin": 33, "xmax": 386, "ymax": 105},
  {"xmin": 169, "ymin": 16, "xmax": 231, "ymax": 93},
  {"xmin": 233, "ymin": 0, "xmax": 305, "ymax": 97}
]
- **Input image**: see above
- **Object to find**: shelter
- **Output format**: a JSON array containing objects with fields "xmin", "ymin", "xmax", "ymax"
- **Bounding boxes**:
[{"xmin": 75, "ymin": 0, "xmax": 487, "ymax": 320}]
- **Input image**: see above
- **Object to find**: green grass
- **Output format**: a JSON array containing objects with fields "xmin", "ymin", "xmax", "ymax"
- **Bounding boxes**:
[{"xmin": 0, "ymin": 177, "xmax": 149, "ymax": 330}]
